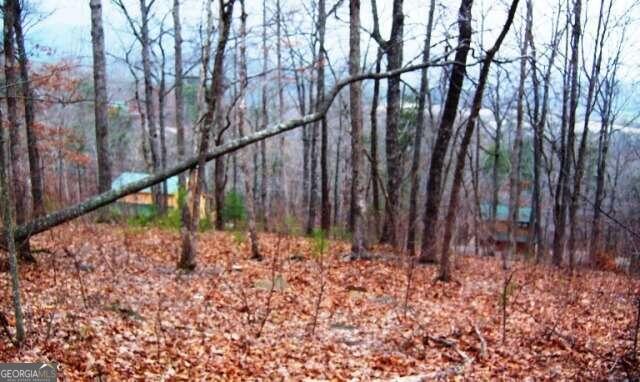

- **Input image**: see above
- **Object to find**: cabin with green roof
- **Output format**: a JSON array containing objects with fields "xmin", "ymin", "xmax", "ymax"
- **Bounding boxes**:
[
  {"xmin": 111, "ymin": 172, "xmax": 180, "ymax": 215},
  {"xmin": 479, "ymin": 202, "xmax": 532, "ymax": 252}
]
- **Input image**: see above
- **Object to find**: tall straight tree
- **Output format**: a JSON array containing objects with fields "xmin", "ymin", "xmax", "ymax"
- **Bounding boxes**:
[
  {"xmin": 179, "ymin": 0, "xmax": 235, "ymax": 270},
  {"xmin": 349, "ymin": 0, "xmax": 365, "ymax": 257},
  {"xmin": 553, "ymin": 0, "xmax": 581, "ymax": 267},
  {"xmin": 1, "ymin": 5, "xmax": 25, "ymax": 343},
  {"xmin": 406, "ymin": 0, "xmax": 436, "ymax": 255},
  {"xmin": 419, "ymin": 0, "xmax": 473, "ymax": 264},
  {"xmin": 4, "ymin": 0, "xmax": 32, "ymax": 262},
  {"xmin": 173, "ymin": 0, "xmax": 186, "ymax": 187},
  {"xmin": 318, "ymin": 0, "xmax": 331, "ymax": 233},
  {"xmin": 371, "ymin": 0, "xmax": 404, "ymax": 246},
  {"xmin": 275, "ymin": 0, "xmax": 287, "ymax": 215},
  {"xmin": 367, "ymin": 47, "xmax": 383, "ymax": 235},
  {"xmin": 260, "ymin": 0, "xmax": 269, "ymax": 227},
  {"xmin": 114, "ymin": 0, "xmax": 162, "ymax": 210},
  {"xmin": 0, "ymin": 107, "xmax": 25, "ymax": 344},
  {"xmin": 306, "ymin": 17, "xmax": 319, "ymax": 235},
  {"xmin": 527, "ymin": 0, "xmax": 561, "ymax": 263},
  {"xmin": 139, "ymin": 0, "xmax": 162, "ymax": 210},
  {"xmin": 157, "ymin": 29, "xmax": 169, "ymax": 212},
  {"xmin": 507, "ymin": 3, "xmax": 530, "ymax": 268},
  {"xmin": 439, "ymin": 0, "xmax": 520, "ymax": 281},
  {"xmin": 589, "ymin": 54, "xmax": 619, "ymax": 264},
  {"xmin": 90, "ymin": 0, "xmax": 112, "ymax": 198},
  {"xmin": 14, "ymin": 0, "xmax": 44, "ymax": 217},
  {"xmin": 568, "ymin": 0, "xmax": 610, "ymax": 269},
  {"xmin": 237, "ymin": 0, "xmax": 261, "ymax": 260}
]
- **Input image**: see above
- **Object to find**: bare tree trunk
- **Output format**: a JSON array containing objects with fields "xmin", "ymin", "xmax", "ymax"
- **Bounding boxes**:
[
  {"xmin": 590, "ymin": 62, "xmax": 617, "ymax": 264},
  {"xmin": 260, "ymin": 0, "xmax": 269, "ymax": 227},
  {"xmin": 158, "ymin": 31, "xmax": 169, "ymax": 214},
  {"xmin": 380, "ymin": 0, "xmax": 404, "ymax": 247},
  {"xmin": 306, "ymin": 18, "xmax": 318, "ymax": 235},
  {"xmin": 406, "ymin": 0, "xmax": 436, "ymax": 255},
  {"xmin": 179, "ymin": 0, "xmax": 235, "ymax": 270},
  {"xmin": 439, "ymin": 0, "xmax": 520, "ymax": 281},
  {"xmin": 349, "ymin": 0, "xmax": 366, "ymax": 257},
  {"xmin": 368, "ymin": 48, "xmax": 383, "ymax": 236},
  {"xmin": 301, "ymin": 108, "xmax": 310, "ymax": 219},
  {"xmin": 124, "ymin": 47, "xmax": 151, "ymax": 170},
  {"xmin": 173, "ymin": 0, "xmax": 185, "ymax": 188},
  {"xmin": 4, "ymin": 0, "xmax": 32, "ymax": 262},
  {"xmin": 15, "ymin": 0, "xmax": 44, "ymax": 217},
  {"xmin": 0, "ymin": 104, "xmax": 25, "ymax": 344},
  {"xmin": 527, "ymin": 1, "xmax": 561, "ymax": 263},
  {"xmin": 275, "ymin": 0, "xmax": 287, "ymax": 216},
  {"xmin": 214, "ymin": 106, "xmax": 227, "ymax": 230},
  {"xmin": 318, "ymin": 0, "xmax": 331, "ymax": 233},
  {"xmin": 507, "ymin": 4, "xmax": 529, "ymax": 269},
  {"xmin": 307, "ymin": 120, "xmax": 319, "ymax": 234},
  {"xmin": 237, "ymin": 0, "xmax": 261, "ymax": 260},
  {"xmin": 419, "ymin": 0, "xmax": 474, "ymax": 264},
  {"xmin": 334, "ymin": 103, "xmax": 344, "ymax": 226},
  {"xmin": 553, "ymin": 4, "xmax": 579, "ymax": 267},
  {"xmin": 139, "ymin": 0, "xmax": 162, "ymax": 210},
  {"xmin": 568, "ymin": 0, "xmax": 609, "ymax": 269},
  {"xmin": 489, "ymin": 71, "xmax": 506, "ymax": 224}
]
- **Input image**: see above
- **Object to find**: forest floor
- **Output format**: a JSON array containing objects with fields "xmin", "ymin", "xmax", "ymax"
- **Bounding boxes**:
[{"xmin": 0, "ymin": 223, "xmax": 638, "ymax": 380}]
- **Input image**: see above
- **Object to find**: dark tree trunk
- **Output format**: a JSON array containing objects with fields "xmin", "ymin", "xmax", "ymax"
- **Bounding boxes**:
[
  {"xmin": 334, "ymin": 102, "xmax": 344, "ymax": 226},
  {"xmin": 138, "ymin": 0, "xmax": 162, "ymax": 210},
  {"xmin": 306, "ymin": 27, "xmax": 318, "ymax": 235},
  {"xmin": 349, "ymin": 0, "xmax": 366, "ymax": 256},
  {"xmin": 590, "ymin": 67, "xmax": 616, "ymax": 264},
  {"xmin": 419, "ymin": 0, "xmax": 474, "ymax": 264},
  {"xmin": 491, "ymin": 80, "xmax": 502, "ymax": 224},
  {"xmin": 4, "ymin": 0, "xmax": 33, "ymax": 262},
  {"xmin": 553, "ymin": 4, "xmax": 579, "ymax": 267},
  {"xmin": 439, "ymin": 0, "xmax": 520, "ymax": 281},
  {"xmin": 260, "ymin": 0, "xmax": 269, "ymax": 227},
  {"xmin": 406, "ymin": 0, "xmax": 436, "ymax": 255},
  {"xmin": 307, "ymin": 121, "xmax": 319, "ymax": 234},
  {"xmin": 367, "ymin": 48, "xmax": 383, "ymax": 236},
  {"xmin": 318, "ymin": 0, "xmax": 331, "ymax": 233},
  {"xmin": 507, "ymin": 3, "xmax": 529, "ymax": 268},
  {"xmin": 173, "ymin": 0, "xmax": 185, "ymax": 187},
  {"xmin": 0, "ymin": 103, "xmax": 25, "ymax": 344},
  {"xmin": 380, "ymin": 0, "xmax": 404, "ymax": 247},
  {"xmin": 237, "ymin": 0, "xmax": 261, "ymax": 260},
  {"xmin": 275, "ymin": 0, "xmax": 287, "ymax": 215},
  {"xmin": 158, "ymin": 33, "xmax": 168, "ymax": 214},
  {"xmin": 568, "ymin": 0, "xmax": 608, "ymax": 269},
  {"xmin": 527, "ymin": 0, "xmax": 561, "ymax": 263},
  {"xmin": 214, "ymin": 107, "xmax": 227, "ymax": 230},
  {"xmin": 15, "ymin": 0, "xmax": 44, "ymax": 217},
  {"xmin": 179, "ymin": 0, "xmax": 235, "ymax": 270}
]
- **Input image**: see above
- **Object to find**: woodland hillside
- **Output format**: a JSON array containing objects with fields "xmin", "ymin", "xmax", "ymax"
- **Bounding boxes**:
[{"xmin": 0, "ymin": 0, "xmax": 640, "ymax": 379}]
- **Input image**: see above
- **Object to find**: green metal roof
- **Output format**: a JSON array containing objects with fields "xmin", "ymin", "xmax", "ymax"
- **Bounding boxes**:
[
  {"xmin": 111, "ymin": 172, "xmax": 180, "ymax": 195},
  {"xmin": 480, "ymin": 203, "xmax": 531, "ymax": 223}
]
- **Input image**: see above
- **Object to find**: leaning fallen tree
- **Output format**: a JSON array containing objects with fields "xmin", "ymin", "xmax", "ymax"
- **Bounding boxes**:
[{"xmin": 7, "ymin": 56, "xmax": 462, "ymax": 244}]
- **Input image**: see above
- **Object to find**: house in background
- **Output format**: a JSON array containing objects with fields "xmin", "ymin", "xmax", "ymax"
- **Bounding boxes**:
[
  {"xmin": 480, "ymin": 203, "xmax": 532, "ymax": 253},
  {"xmin": 111, "ymin": 172, "xmax": 180, "ymax": 215}
]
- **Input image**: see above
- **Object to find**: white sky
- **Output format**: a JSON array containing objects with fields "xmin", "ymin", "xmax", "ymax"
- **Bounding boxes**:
[{"xmin": 23, "ymin": 0, "xmax": 640, "ymax": 119}]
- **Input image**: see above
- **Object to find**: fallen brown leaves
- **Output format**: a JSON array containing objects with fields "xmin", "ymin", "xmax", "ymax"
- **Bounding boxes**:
[{"xmin": 1, "ymin": 223, "xmax": 638, "ymax": 380}]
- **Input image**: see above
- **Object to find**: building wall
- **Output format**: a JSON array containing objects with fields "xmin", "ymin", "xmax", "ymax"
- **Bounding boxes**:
[{"xmin": 119, "ymin": 192, "xmax": 206, "ymax": 215}]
